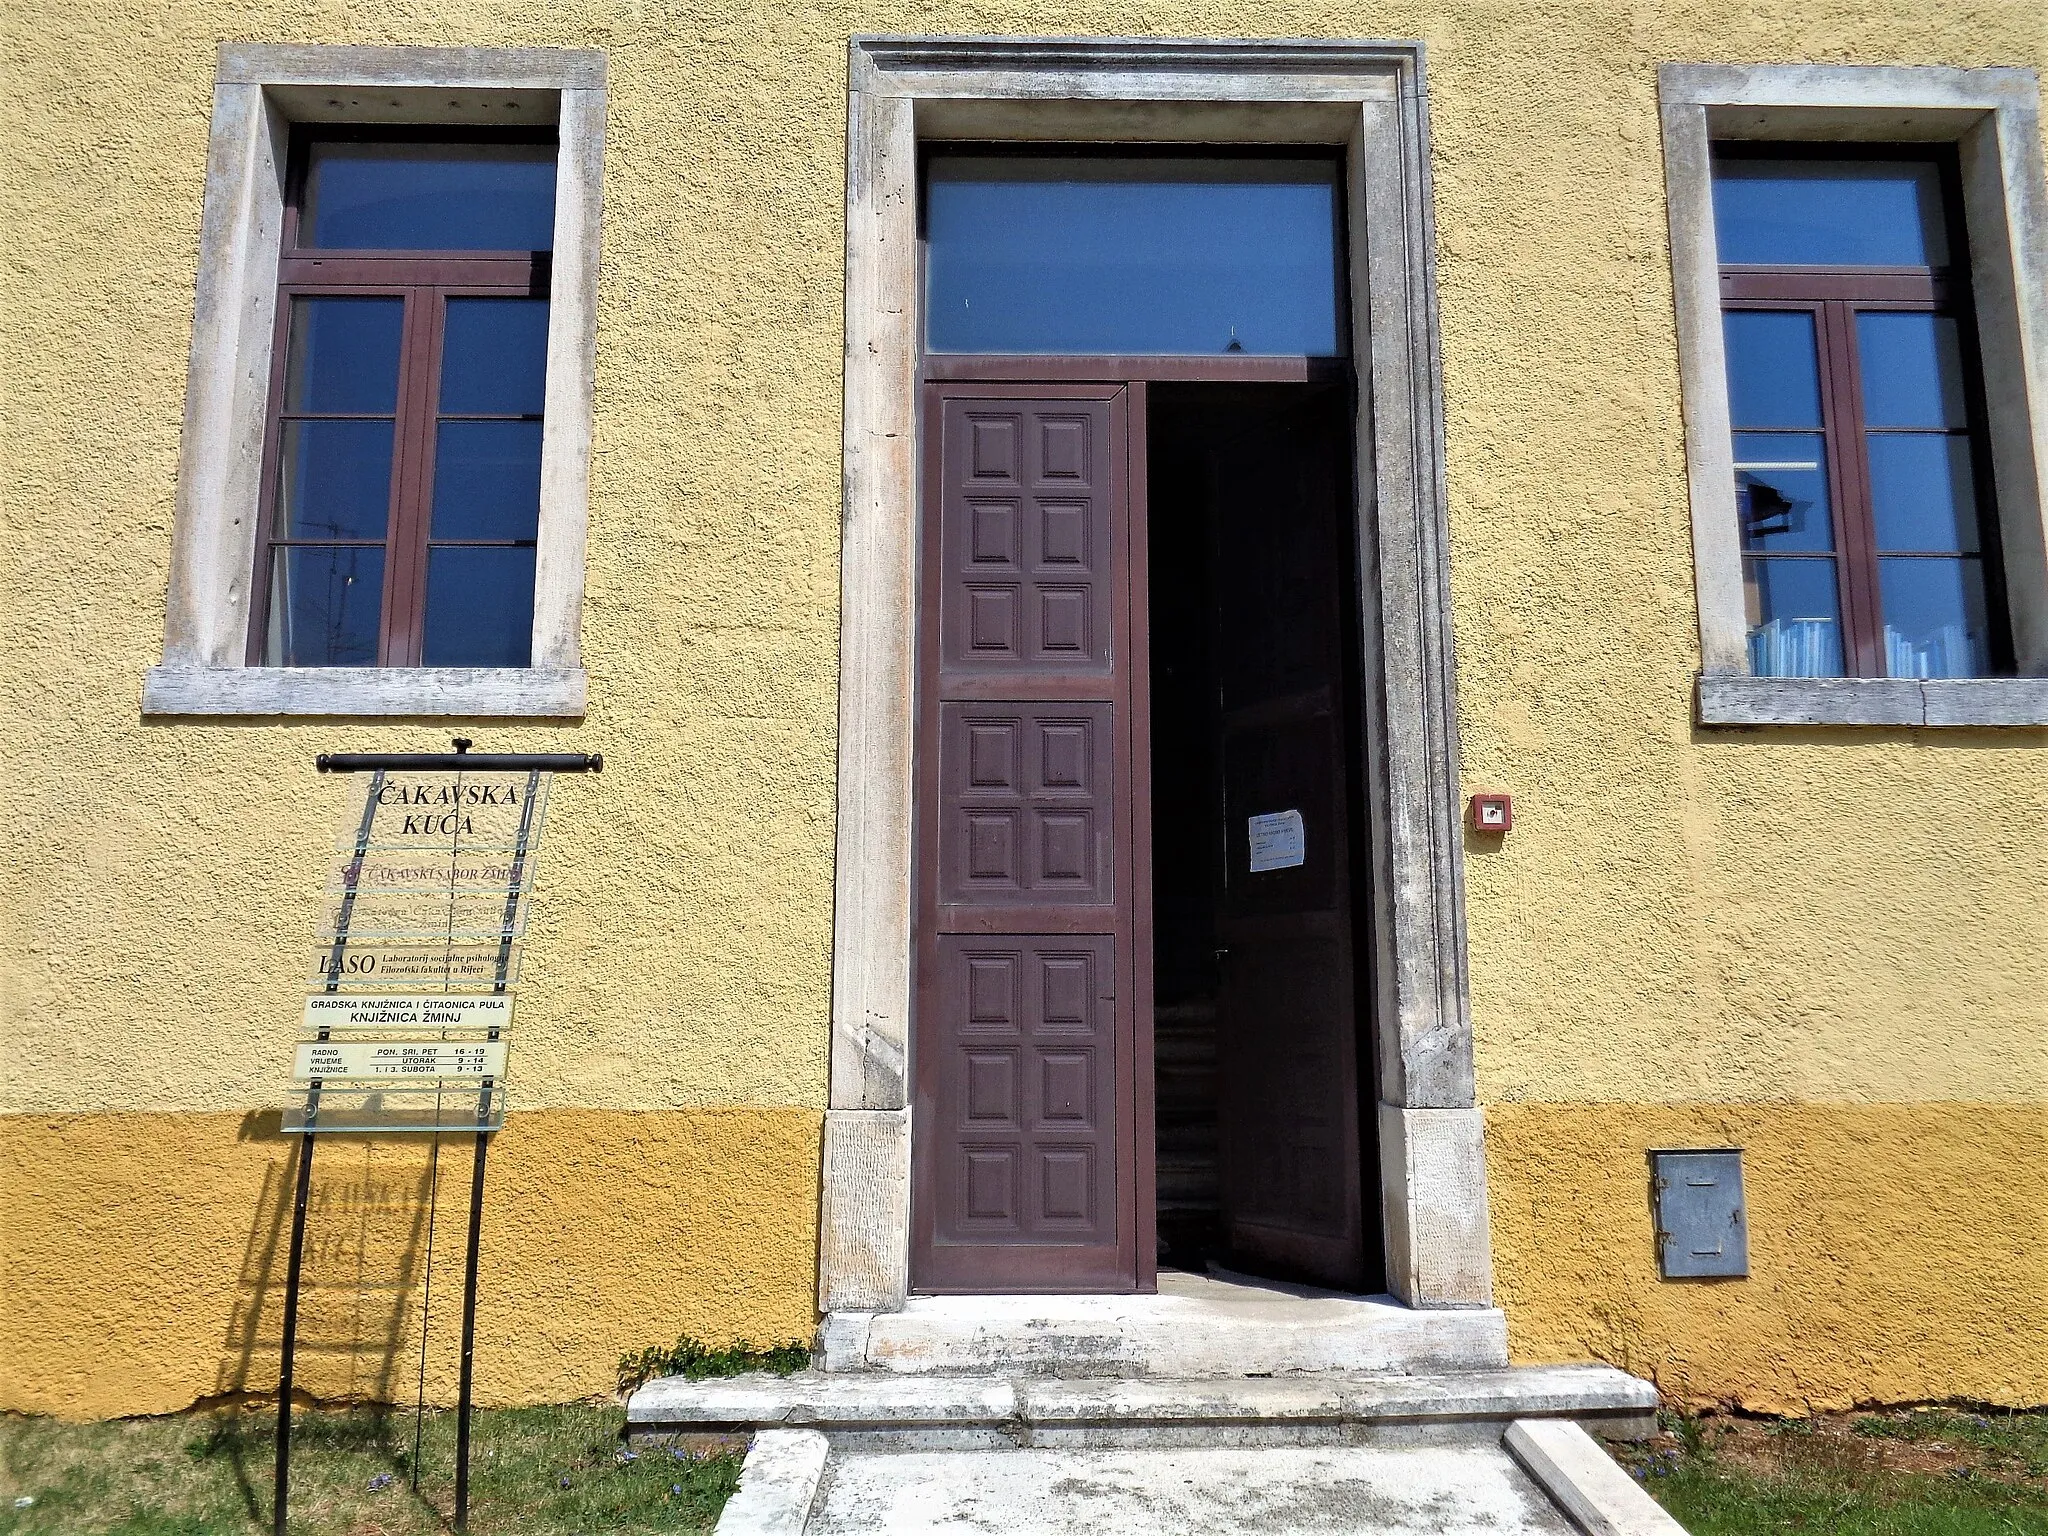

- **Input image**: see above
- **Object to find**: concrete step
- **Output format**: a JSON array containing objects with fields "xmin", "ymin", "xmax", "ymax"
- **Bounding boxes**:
[
  {"xmin": 821, "ymin": 1270, "xmax": 1511, "ymax": 1377},
  {"xmin": 627, "ymin": 1362, "xmax": 1658, "ymax": 1449}
]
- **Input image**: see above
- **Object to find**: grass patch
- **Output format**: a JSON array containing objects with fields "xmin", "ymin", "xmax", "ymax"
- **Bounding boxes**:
[
  {"xmin": 1615, "ymin": 1407, "xmax": 2048, "ymax": 1535},
  {"xmin": 616, "ymin": 1337, "xmax": 810, "ymax": 1394},
  {"xmin": 0, "ymin": 1402, "xmax": 740, "ymax": 1535}
]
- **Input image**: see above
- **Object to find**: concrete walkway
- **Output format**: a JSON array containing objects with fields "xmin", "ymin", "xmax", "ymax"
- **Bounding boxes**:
[
  {"xmin": 710, "ymin": 1421, "xmax": 1692, "ymax": 1535},
  {"xmin": 806, "ymin": 1441, "xmax": 1576, "ymax": 1534}
]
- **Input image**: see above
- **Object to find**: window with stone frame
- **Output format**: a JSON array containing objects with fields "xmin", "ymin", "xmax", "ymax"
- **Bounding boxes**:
[
  {"xmin": 254, "ymin": 130, "xmax": 557, "ymax": 669},
  {"xmin": 1713, "ymin": 144, "xmax": 2011, "ymax": 680}
]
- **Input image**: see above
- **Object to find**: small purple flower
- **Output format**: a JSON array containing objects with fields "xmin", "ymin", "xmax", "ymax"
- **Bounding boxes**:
[
  {"xmin": 671, "ymin": 1483, "xmax": 683, "ymax": 1495},
  {"xmin": 368, "ymin": 1473, "xmax": 394, "ymax": 1492},
  {"xmin": 618, "ymin": 1449, "xmax": 639, "ymax": 1463},
  {"xmin": 559, "ymin": 1475, "xmax": 572, "ymax": 1489},
  {"xmin": 1631, "ymin": 1466, "xmax": 1647, "ymax": 1481}
]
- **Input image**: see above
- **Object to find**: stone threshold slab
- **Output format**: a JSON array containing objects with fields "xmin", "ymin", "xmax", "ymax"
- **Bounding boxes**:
[
  {"xmin": 630, "ymin": 1363, "xmax": 1657, "ymax": 1447},
  {"xmin": 823, "ymin": 1273, "xmax": 1511, "ymax": 1376}
]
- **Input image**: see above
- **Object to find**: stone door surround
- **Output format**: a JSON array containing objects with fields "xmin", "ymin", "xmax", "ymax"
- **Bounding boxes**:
[{"xmin": 823, "ymin": 36, "xmax": 1493, "ymax": 1314}]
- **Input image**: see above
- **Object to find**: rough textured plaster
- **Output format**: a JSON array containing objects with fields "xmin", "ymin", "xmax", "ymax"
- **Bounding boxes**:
[
  {"xmin": 1, "ymin": 0, "xmax": 2044, "ymax": 1413},
  {"xmin": 0, "ymin": 1108, "xmax": 823, "ymax": 1419},
  {"xmin": 3, "ymin": 2, "xmax": 2042, "ymax": 1117},
  {"xmin": 1486, "ymin": 1103, "xmax": 2048, "ymax": 1411}
]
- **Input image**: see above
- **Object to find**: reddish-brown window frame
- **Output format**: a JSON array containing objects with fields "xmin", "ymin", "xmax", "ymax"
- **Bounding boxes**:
[
  {"xmin": 248, "ymin": 125, "xmax": 556, "ymax": 668},
  {"xmin": 1715, "ymin": 142, "xmax": 2013, "ymax": 679}
]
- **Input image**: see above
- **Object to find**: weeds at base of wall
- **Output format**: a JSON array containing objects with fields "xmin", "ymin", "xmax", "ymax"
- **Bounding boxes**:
[
  {"xmin": 616, "ymin": 1336, "xmax": 811, "ymax": 1393},
  {"xmin": 1613, "ymin": 1404, "xmax": 2048, "ymax": 1535}
]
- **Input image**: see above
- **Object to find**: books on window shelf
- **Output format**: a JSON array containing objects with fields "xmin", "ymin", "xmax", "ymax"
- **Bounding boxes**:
[
  {"xmin": 1884, "ymin": 624, "xmax": 1976, "ymax": 679},
  {"xmin": 1748, "ymin": 616, "xmax": 1840, "ymax": 678},
  {"xmin": 1750, "ymin": 617, "xmax": 1979, "ymax": 678}
]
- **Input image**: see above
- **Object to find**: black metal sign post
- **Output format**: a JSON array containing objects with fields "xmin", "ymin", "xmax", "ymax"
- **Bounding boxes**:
[
  {"xmin": 271, "ymin": 743, "xmax": 598, "ymax": 1536},
  {"xmin": 274, "ymin": 771, "xmax": 385, "ymax": 1536},
  {"xmin": 451, "ymin": 767, "xmax": 539, "ymax": 1532}
]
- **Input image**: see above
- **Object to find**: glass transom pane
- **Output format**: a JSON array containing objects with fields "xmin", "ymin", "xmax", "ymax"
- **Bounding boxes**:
[
  {"xmin": 924, "ymin": 156, "xmax": 1344, "ymax": 355},
  {"xmin": 1711, "ymin": 158, "xmax": 1949, "ymax": 266},
  {"xmin": 303, "ymin": 142, "xmax": 557, "ymax": 251},
  {"xmin": 424, "ymin": 547, "xmax": 536, "ymax": 666},
  {"xmin": 1723, "ymin": 311, "xmax": 1822, "ymax": 428},
  {"xmin": 1867, "ymin": 435, "xmax": 1981, "ymax": 553},
  {"xmin": 1857, "ymin": 313, "xmax": 1968, "ymax": 428},
  {"xmin": 1744, "ymin": 557, "xmax": 1845, "ymax": 677},
  {"xmin": 1734, "ymin": 432, "xmax": 1832, "ymax": 552},
  {"xmin": 1879, "ymin": 557, "xmax": 1989, "ymax": 678},
  {"xmin": 441, "ymin": 298, "xmax": 551, "ymax": 415},
  {"xmin": 284, "ymin": 297, "xmax": 403, "ymax": 413}
]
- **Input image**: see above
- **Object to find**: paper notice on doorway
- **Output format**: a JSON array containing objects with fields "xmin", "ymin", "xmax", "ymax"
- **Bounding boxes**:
[{"xmin": 1247, "ymin": 809, "xmax": 1306, "ymax": 872}]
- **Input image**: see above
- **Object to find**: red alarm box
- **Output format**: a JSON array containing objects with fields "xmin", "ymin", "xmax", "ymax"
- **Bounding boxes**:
[{"xmin": 1469, "ymin": 791, "xmax": 1512, "ymax": 834}]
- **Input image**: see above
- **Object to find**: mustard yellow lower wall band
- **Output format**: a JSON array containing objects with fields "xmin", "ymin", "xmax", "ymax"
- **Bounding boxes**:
[
  {"xmin": 0, "ymin": 1107, "xmax": 823, "ymax": 1419},
  {"xmin": 5, "ymin": 1103, "xmax": 2042, "ymax": 1419},
  {"xmin": 1485, "ymin": 1103, "xmax": 2048, "ymax": 1411}
]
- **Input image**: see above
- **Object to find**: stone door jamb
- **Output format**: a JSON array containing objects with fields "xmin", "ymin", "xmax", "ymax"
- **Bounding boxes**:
[{"xmin": 822, "ymin": 35, "xmax": 1493, "ymax": 1313}]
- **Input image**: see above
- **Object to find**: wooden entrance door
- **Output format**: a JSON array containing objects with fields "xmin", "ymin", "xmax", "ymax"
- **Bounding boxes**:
[
  {"xmin": 910, "ymin": 383, "xmax": 1151, "ymax": 1293},
  {"xmin": 1210, "ymin": 388, "xmax": 1374, "ymax": 1290}
]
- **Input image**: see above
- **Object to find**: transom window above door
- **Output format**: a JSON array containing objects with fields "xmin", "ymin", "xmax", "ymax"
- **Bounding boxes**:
[
  {"xmin": 1713, "ymin": 147, "xmax": 2010, "ymax": 680},
  {"xmin": 255, "ymin": 131, "xmax": 557, "ymax": 669},
  {"xmin": 922, "ymin": 153, "xmax": 1346, "ymax": 357}
]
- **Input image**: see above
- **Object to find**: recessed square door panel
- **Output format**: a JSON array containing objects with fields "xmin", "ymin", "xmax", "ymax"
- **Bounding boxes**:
[
  {"xmin": 940, "ymin": 703, "xmax": 1113, "ymax": 905},
  {"xmin": 934, "ymin": 936, "xmax": 1117, "ymax": 1247},
  {"xmin": 943, "ymin": 403, "xmax": 1114, "ymax": 675}
]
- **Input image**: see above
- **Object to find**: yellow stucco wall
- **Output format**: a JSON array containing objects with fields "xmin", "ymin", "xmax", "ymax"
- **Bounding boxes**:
[{"xmin": 2, "ymin": 0, "xmax": 2043, "ymax": 1417}]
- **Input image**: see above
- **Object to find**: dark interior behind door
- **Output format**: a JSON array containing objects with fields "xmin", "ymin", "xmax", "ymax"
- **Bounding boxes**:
[{"xmin": 1149, "ymin": 384, "xmax": 1381, "ymax": 1292}]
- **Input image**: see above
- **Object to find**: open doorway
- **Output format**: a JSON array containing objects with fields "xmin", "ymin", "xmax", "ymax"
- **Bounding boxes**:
[
  {"xmin": 1148, "ymin": 383, "xmax": 1384, "ymax": 1294},
  {"xmin": 906, "ymin": 148, "xmax": 1391, "ymax": 1298}
]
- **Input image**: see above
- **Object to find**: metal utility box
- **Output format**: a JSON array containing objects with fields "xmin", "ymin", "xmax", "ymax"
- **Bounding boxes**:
[{"xmin": 1651, "ymin": 1148, "xmax": 1749, "ymax": 1278}]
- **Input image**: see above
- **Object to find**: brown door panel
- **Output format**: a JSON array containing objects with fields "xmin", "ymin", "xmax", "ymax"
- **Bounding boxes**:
[{"xmin": 913, "ymin": 385, "xmax": 1147, "ymax": 1294}]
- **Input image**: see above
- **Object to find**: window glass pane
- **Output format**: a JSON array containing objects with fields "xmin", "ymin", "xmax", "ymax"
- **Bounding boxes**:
[
  {"xmin": 440, "ymin": 299, "xmax": 550, "ymax": 415},
  {"xmin": 1734, "ymin": 431, "xmax": 1832, "ymax": 551},
  {"xmin": 284, "ymin": 297, "xmax": 403, "ymax": 413},
  {"xmin": 431, "ymin": 421, "xmax": 543, "ymax": 541},
  {"xmin": 925, "ymin": 156, "xmax": 1343, "ymax": 355},
  {"xmin": 266, "ymin": 546, "xmax": 384, "ymax": 666},
  {"xmin": 278, "ymin": 420, "xmax": 394, "ymax": 540},
  {"xmin": 1879, "ymin": 557, "xmax": 1990, "ymax": 678},
  {"xmin": 1723, "ymin": 311, "xmax": 1821, "ymax": 427},
  {"xmin": 1867, "ymin": 434, "xmax": 1981, "ymax": 553},
  {"xmin": 423, "ymin": 547, "xmax": 536, "ymax": 666},
  {"xmin": 302, "ymin": 142, "xmax": 557, "ymax": 251},
  {"xmin": 1711, "ymin": 158, "xmax": 1948, "ymax": 266},
  {"xmin": 1857, "ymin": 313, "xmax": 1968, "ymax": 428},
  {"xmin": 1744, "ymin": 557, "xmax": 1845, "ymax": 677}
]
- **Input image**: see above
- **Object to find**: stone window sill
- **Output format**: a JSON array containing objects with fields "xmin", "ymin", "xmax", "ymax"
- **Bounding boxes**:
[
  {"xmin": 1697, "ymin": 673, "xmax": 2048, "ymax": 728},
  {"xmin": 141, "ymin": 667, "xmax": 587, "ymax": 719}
]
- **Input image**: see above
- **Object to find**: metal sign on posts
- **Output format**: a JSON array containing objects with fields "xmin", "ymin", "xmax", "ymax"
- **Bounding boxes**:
[{"xmin": 272, "ymin": 740, "xmax": 600, "ymax": 1536}]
